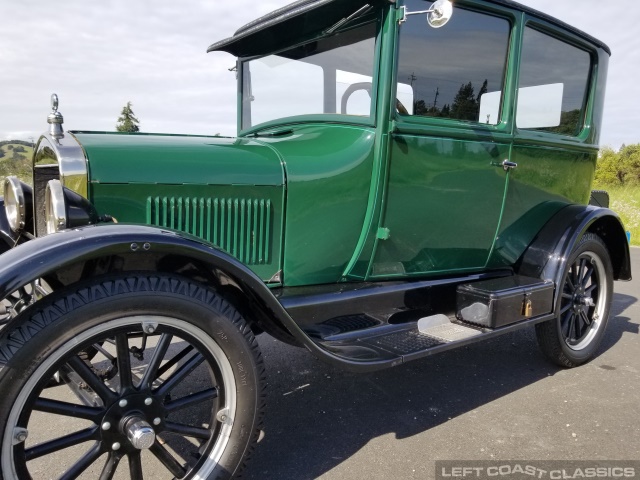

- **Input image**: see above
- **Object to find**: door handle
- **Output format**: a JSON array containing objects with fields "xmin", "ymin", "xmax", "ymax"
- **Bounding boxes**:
[{"xmin": 493, "ymin": 159, "xmax": 517, "ymax": 171}]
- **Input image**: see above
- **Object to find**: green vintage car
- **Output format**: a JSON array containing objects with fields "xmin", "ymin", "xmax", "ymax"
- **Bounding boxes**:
[{"xmin": 0, "ymin": 0, "xmax": 632, "ymax": 478}]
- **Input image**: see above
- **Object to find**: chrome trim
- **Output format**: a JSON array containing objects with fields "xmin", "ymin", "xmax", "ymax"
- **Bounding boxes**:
[
  {"xmin": 35, "ymin": 132, "xmax": 88, "ymax": 199},
  {"xmin": 3, "ymin": 177, "xmax": 26, "ymax": 232},
  {"xmin": 47, "ymin": 93, "xmax": 64, "ymax": 139},
  {"xmin": 44, "ymin": 180, "xmax": 67, "ymax": 234}
]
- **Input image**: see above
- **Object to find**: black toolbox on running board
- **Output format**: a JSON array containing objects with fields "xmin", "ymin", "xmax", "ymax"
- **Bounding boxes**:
[{"xmin": 456, "ymin": 276, "xmax": 554, "ymax": 328}]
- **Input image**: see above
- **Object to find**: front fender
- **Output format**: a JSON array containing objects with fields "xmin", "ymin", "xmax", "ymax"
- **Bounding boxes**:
[
  {"xmin": 0, "ymin": 198, "xmax": 19, "ymax": 253},
  {"xmin": 0, "ymin": 223, "xmax": 396, "ymax": 372},
  {"xmin": 517, "ymin": 205, "xmax": 631, "ymax": 305}
]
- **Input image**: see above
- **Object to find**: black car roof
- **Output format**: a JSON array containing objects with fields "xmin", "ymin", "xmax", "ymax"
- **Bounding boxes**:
[{"xmin": 207, "ymin": 0, "xmax": 610, "ymax": 57}]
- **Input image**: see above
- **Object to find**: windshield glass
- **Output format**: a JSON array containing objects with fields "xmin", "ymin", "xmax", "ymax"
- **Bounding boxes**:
[{"xmin": 241, "ymin": 20, "xmax": 378, "ymax": 130}]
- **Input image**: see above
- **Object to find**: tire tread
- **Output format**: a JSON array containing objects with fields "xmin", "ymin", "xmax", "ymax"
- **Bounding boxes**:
[{"xmin": 0, "ymin": 272, "xmax": 267, "ymax": 479}]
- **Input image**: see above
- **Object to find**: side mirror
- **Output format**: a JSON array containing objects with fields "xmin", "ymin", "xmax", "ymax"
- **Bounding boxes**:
[
  {"xmin": 400, "ymin": 0, "xmax": 454, "ymax": 29},
  {"xmin": 428, "ymin": 0, "xmax": 453, "ymax": 28}
]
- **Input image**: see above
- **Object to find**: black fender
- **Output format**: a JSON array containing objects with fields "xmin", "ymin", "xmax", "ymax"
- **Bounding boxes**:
[
  {"xmin": 0, "ymin": 223, "xmax": 394, "ymax": 372},
  {"xmin": 517, "ymin": 204, "xmax": 631, "ymax": 306},
  {"xmin": 0, "ymin": 198, "xmax": 19, "ymax": 254}
]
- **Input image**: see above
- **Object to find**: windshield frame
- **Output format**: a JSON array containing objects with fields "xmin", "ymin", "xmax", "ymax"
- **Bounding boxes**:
[{"xmin": 237, "ymin": 13, "xmax": 383, "ymax": 136}]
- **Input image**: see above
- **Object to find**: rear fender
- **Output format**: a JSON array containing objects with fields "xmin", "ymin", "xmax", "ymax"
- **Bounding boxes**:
[{"xmin": 517, "ymin": 205, "xmax": 631, "ymax": 306}]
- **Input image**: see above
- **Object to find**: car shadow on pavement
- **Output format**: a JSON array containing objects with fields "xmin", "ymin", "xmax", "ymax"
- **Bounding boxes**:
[
  {"xmin": 600, "ymin": 292, "xmax": 639, "ymax": 351},
  {"xmin": 245, "ymin": 292, "xmax": 638, "ymax": 480}
]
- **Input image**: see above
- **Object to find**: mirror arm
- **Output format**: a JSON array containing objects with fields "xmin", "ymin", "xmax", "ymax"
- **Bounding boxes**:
[
  {"xmin": 399, "ymin": 7, "xmax": 437, "ymax": 25},
  {"xmin": 399, "ymin": 0, "xmax": 453, "ymax": 28}
]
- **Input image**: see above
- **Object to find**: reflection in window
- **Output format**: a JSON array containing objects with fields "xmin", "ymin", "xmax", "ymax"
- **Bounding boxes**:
[
  {"xmin": 241, "ymin": 22, "xmax": 377, "ymax": 129},
  {"xmin": 396, "ymin": 1, "xmax": 510, "ymax": 125},
  {"xmin": 518, "ymin": 27, "xmax": 591, "ymax": 135}
]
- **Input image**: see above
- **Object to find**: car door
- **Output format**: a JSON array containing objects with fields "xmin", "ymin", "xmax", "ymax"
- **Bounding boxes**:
[{"xmin": 369, "ymin": 0, "xmax": 516, "ymax": 278}]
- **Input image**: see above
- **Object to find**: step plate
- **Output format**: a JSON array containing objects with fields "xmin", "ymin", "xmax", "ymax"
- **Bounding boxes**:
[
  {"xmin": 368, "ymin": 330, "xmax": 444, "ymax": 355},
  {"xmin": 420, "ymin": 323, "xmax": 482, "ymax": 343}
]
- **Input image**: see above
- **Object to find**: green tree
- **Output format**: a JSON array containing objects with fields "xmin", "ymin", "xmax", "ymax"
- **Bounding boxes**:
[
  {"xmin": 595, "ymin": 146, "xmax": 624, "ymax": 186},
  {"xmin": 619, "ymin": 144, "xmax": 640, "ymax": 185},
  {"xmin": 595, "ymin": 143, "xmax": 640, "ymax": 187},
  {"xmin": 451, "ymin": 82, "xmax": 478, "ymax": 121},
  {"xmin": 116, "ymin": 101, "xmax": 140, "ymax": 133}
]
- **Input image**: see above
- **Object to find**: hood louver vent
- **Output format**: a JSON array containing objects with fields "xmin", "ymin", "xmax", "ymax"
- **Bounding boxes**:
[{"xmin": 146, "ymin": 196, "xmax": 272, "ymax": 265}]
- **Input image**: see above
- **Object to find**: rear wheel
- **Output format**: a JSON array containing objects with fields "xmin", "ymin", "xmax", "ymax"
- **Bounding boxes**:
[
  {"xmin": 536, "ymin": 233, "xmax": 613, "ymax": 367},
  {"xmin": 0, "ymin": 273, "xmax": 265, "ymax": 479}
]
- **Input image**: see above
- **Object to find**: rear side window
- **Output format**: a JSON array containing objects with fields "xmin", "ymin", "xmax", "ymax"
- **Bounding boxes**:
[
  {"xmin": 396, "ymin": 1, "xmax": 510, "ymax": 125},
  {"xmin": 517, "ymin": 27, "xmax": 592, "ymax": 136}
]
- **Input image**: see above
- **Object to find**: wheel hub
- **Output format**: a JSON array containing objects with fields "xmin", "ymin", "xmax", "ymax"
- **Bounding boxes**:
[
  {"xmin": 124, "ymin": 417, "xmax": 156, "ymax": 450},
  {"xmin": 100, "ymin": 392, "xmax": 164, "ymax": 452}
]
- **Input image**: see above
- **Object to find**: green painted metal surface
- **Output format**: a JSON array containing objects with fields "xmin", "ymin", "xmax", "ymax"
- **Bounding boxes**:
[
  {"xmin": 374, "ymin": 134, "xmax": 509, "ymax": 277},
  {"xmin": 90, "ymin": 183, "xmax": 284, "ymax": 282},
  {"xmin": 63, "ymin": 0, "xmax": 609, "ymax": 289},
  {"xmin": 146, "ymin": 196, "xmax": 273, "ymax": 266},
  {"xmin": 256, "ymin": 124, "xmax": 377, "ymax": 286},
  {"xmin": 75, "ymin": 132, "xmax": 285, "ymax": 186}
]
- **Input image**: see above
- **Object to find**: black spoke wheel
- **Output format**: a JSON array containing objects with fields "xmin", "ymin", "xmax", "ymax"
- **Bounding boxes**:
[
  {"xmin": 536, "ymin": 233, "xmax": 613, "ymax": 367},
  {"xmin": 0, "ymin": 274, "xmax": 265, "ymax": 480}
]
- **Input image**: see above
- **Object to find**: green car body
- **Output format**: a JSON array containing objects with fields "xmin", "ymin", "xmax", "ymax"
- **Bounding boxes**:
[
  {"xmin": 27, "ymin": 0, "xmax": 611, "ymax": 287},
  {"xmin": 0, "ymin": 1, "xmax": 633, "ymax": 478}
]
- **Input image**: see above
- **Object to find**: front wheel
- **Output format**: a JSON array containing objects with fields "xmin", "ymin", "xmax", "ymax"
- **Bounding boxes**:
[
  {"xmin": 535, "ymin": 233, "xmax": 613, "ymax": 367},
  {"xmin": 0, "ymin": 274, "xmax": 265, "ymax": 479}
]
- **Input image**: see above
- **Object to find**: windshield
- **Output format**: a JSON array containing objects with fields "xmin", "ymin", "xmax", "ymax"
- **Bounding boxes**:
[{"xmin": 240, "ymin": 20, "xmax": 378, "ymax": 130}]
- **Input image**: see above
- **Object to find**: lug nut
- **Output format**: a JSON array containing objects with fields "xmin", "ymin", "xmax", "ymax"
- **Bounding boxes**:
[
  {"xmin": 13, "ymin": 429, "xmax": 28, "ymax": 444},
  {"xmin": 112, "ymin": 442, "xmax": 121, "ymax": 451},
  {"xmin": 119, "ymin": 399, "xmax": 128, "ymax": 408},
  {"xmin": 144, "ymin": 397, "xmax": 153, "ymax": 406},
  {"xmin": 102, "ymin": 422, "xmax": 111, "ymax": 431},
  {"xmin": 153, "ymin": 417, "xmax": 161, "ymax": 425}
]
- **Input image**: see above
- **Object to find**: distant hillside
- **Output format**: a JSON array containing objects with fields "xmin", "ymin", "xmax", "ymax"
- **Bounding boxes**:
[
  {"xmin": 0, "ymin": 140, "xmax": 34, "ymax": 148},
  {"xmin": 0, "ymin": 141, "xmax": 35, "ymax": 185}
]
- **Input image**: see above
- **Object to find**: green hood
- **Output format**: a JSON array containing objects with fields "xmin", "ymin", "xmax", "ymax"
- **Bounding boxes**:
[{"xmin": 73, "ymin": 132, "xmax": 285, "ymax": 187}]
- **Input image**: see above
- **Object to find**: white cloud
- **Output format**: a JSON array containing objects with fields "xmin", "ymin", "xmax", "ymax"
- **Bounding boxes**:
[
  {"xmin": 1, "ymin": 0, "xmax": 638, "ymax": 148},
  {"xmin": 0, "ymin": 0, "xmax": 290, "ymax": 140}
]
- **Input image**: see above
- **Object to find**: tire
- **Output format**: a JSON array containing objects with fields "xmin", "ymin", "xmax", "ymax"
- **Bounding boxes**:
[
  {"xmin": 0, "ymin": 273, "xmax": 265, "ymax": 480},
  {"xmin": 535, "ymin": 233, "xmax": 613, "ymax": 367}
]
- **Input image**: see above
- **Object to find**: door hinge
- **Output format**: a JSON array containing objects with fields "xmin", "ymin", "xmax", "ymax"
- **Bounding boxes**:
[{"xmin": 376, "ymin": 227, "xmax": 391, "ymax": 240}]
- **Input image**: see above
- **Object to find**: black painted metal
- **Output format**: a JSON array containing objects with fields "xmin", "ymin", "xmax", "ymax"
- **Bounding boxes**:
[
  {"xmin": 517, "ymin": 205, "xmax": 632, "ymax": 308},
  {"xmin": 208, "ymin": 0, "xmax": 611, "ymax": 57},
  {"xmin": 314, "ymin": 311, "xmax": 555, "ymax": 365},
  {"xmin": 0, "ymin": 224, "xmax": 538, "ymax": 372},
  {"xmin": 589, "ymin": 190, "xmax": 610, "ymax": 208},
  {"xmin": 0, "ymin": 224, "xmax": 397, "ymax": 371},
  {"xmin": 456, "ymin": 276, "xmax": 554, "ymax": 328},
  {"xmin": 0, "ymin": 199, "xmax": 18, "ymax": 252},
  {"xmin": 278, "ymin": 271, "xmax": 511, "ymax": 328}
]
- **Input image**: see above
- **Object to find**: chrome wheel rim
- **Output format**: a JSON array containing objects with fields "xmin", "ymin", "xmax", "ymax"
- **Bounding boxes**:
[
  {"xmin": 559, "ymin": 252, "xmax": 608, "ymax": 351},
  {"xmin": 2, "ymin": 315, "xmax": 236, "ymax": 479}
]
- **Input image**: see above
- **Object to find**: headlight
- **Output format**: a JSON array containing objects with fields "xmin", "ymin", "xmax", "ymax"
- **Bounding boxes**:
[
  {"xmin": 45, "ymin": 179, "xmax": 67, "ymax": 234},
  {"xmin": 44, "ymin": 179, "xmax": 99, "ymax": 235},
  {"xmin": 3, "ymin": 176, "xmax": 33, "ymax": 232}
]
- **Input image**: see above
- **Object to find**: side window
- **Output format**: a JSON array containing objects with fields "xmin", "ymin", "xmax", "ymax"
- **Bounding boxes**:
[
  {"xmin": 396, "ymin": 1, "xmax": 510, "ymax": 125},
  {"xmin": 517, "ymin": 27, "xmax": 591, "ymax": 135}
]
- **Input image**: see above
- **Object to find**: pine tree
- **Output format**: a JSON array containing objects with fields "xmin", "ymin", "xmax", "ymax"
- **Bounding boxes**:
[
  {"xmin": 116, "ymin": 101, "xmax": 140, "ymax": 133},
  {"xmin": 451, "ymin": 82, "xmax": 478, "ymax": 121}
]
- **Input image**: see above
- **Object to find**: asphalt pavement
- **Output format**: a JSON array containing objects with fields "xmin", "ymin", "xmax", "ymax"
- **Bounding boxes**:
[{"xmin": 245, "ymin": 247, "xmax": 640, "ymax": 479}]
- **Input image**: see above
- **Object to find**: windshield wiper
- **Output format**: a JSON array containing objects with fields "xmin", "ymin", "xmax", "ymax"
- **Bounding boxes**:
[{"xmin": 324, "ymin": 4, "xmax": 373, "ymax": 35}]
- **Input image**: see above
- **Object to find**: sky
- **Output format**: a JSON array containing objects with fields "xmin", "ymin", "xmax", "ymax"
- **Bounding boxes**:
[{"xmin": 1, "ymin": 1, "xmax": 638, "ymax": 149}]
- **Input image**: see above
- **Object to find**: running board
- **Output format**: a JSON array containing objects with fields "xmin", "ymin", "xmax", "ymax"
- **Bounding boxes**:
[{"xmin": 313, "ymin": 313, "xmax": 554, "ymax": 366}]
